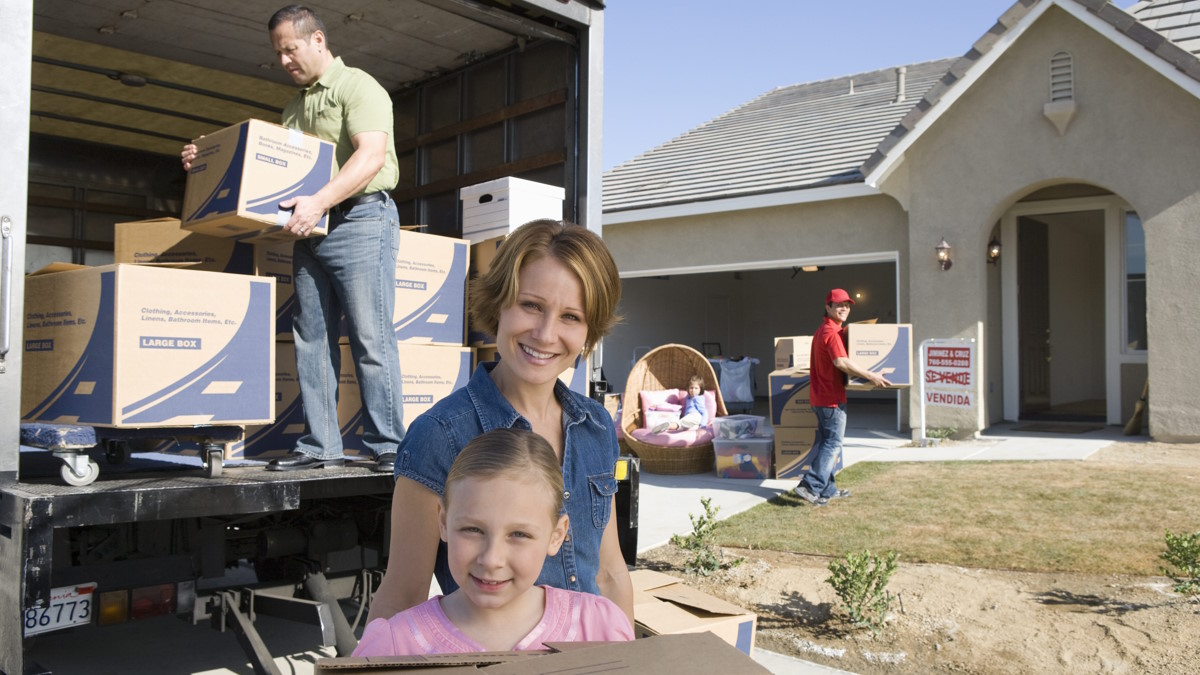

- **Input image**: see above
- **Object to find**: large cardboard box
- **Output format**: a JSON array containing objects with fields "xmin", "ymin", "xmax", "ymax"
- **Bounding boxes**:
[
  {"xmin": 772, "ymin": 426, "xmax": 842, "ymax": 479},
  {"xmin": 22, "ymin": 264, "xmax": 275, "ymax": 427},
  {"xmin": 181, "ymin": 119, "xmax": 334, "ymax": 240},
  {"xmin": 114, "ymin": 217, "xmax": 254, "ymax": 274},
  {"xmin": 254, "ymin": 241, "xmax": 296, "ymax": 339},
  {"xmin": 846, "ymin": 323, "xmax": 913, "ymax": 389},
  {"xmin": 767, "ymin": 368, "xmax": 817, "ymax": 428},
  {"xmin": 459, "ymin": 177, "xmax": 564, "ymax": 244},
  {"xmin": 313, "ymin": 632, "xmax": 769, "ymax": 674},
  {"xmin": 631, "ymin": 569, "xmax": 757, "ymax": 656},
  {"xmin": 773, "ymin": 335, "xmax": 812, "ymax": 371},
  {"xmin": 327, "ymin": 231, "xmax": 468, "ymax": 346},
  {"xmin": 238, "ymin": 343, "xmax": 471, "ymax": 459}
]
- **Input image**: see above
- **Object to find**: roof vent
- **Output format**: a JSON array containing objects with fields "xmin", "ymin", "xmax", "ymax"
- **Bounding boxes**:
[
  {"xmin": 1044, "ymin": 51, "xmax": 1077, "ymax": 135},
  {"xmin": 894, "ymin": 66, "xmax": 907, "ymax": 103}
]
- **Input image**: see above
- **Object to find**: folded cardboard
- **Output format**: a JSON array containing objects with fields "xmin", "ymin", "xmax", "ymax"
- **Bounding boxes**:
[
  {"xmin": 314, "ymin": 632, "xmax": 769, "ymax": 674},
  {"xmin": 714, "ymin": 434, "xmax": 773, "ymax": 479},
  {"xmin": 182, "ymin": 119, "xmax": 334, "ymax": 240},
  {"xmin": 767, "ymin": 368, "xmax": 817, "ymax": 428},
  {"xmin": 773, "ymin": 335, "xmax": 813, "ymax": 371},
  {"xmin": 631, "ymin": 569, "xmax": 756, "ymax": 656},
  {"xmin": 22, "ymin": 264, "xmax": 275, "ymax": 427},
  {"xmin": 468, "ymin": 235, "xmax": 506, "ymax": 278},
  {"xmin": 253, "ymin": 241, "xmax": 297, "ymax": 339},
  {"xmin": 459, "ymin": 177, "xmax": 564, "ymax": 244},
  {"xmin": 114, "ymin": 217, "xmax": 254, "ymax": 274},
  {"xmin": 238, "ymin": 343, "xmax": 471, "ymax": 459},
  {"xmin": 772, "ymin": 426, "xmax": 841, "ymax": 480},
  {"xmin": 846, "ymin": 323, "xmax": 913, "ymax": 389}
]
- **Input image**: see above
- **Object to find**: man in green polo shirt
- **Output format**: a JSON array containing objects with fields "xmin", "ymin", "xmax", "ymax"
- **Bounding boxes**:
[{"xmin": 186, "ymin": 5, "xmax": 404, "ymax": 473}]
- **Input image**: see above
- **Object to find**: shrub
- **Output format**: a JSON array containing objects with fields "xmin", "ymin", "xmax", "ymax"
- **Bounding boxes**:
[
  {"xmin": 1160, "ymin": 529, "xmax": 1200, "ymax": 595},
  {"xmin": 670, "ymin": 496, "xmax": 743, "ymax": 576},
  {"xmin": 827, "ymin": 549, "xmax": 899, "ymax": 633}
]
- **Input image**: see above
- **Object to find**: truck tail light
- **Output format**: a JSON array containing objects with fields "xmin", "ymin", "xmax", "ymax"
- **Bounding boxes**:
[
  {"xmin": 130, "ymin": 583, "xmax": 176, "ymax": 620},
  {"xmin": 97, "ymin": 590, "xmax": 128, "ymax": 626}
]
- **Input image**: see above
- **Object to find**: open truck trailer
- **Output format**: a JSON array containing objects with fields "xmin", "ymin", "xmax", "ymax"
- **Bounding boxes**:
[{"xmin": 0, "ymin": 2, "xmax": 625, "ymax": 673}]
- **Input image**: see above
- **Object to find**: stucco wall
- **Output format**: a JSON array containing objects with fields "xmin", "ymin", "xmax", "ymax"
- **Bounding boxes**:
[{"xmin": 884, "ymin": 6, "xmax": 1200, "ymax": 439}]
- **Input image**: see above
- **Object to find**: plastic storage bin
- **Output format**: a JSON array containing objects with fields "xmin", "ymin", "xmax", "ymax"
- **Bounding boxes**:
[
  {"xmin": 714, "ymin": 435, "xmax": 774, "ymax": 479},
  {"xmin": 711, "ymin": 414, "xmax": 765, "ymax": 440}
]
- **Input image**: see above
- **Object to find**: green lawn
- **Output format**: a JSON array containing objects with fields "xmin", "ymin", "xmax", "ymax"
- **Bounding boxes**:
[{"xmin": 711, "ymin": 458, "xmax": 1199, "ymax": 575}]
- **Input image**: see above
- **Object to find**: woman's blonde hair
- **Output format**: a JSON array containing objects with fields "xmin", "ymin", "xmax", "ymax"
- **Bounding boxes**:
[
  {"xmin": 469, "ymin": 219, "xmax": 621, "ymax": 355},
  {"xmin": 444, "ymin": 428, "xmax": 563, "ymax": 519}
]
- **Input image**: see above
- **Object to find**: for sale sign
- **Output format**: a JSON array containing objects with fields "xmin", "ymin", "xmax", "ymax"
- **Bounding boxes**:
[{"xmin": 924, "ymin": 344, "xmax": 974, "ymax": 408}]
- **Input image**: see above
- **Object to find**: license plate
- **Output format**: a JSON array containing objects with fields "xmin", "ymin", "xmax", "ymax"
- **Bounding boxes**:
[{"xmin": 24, "ymin": 584, "xmax": 95, "ymax": 636}]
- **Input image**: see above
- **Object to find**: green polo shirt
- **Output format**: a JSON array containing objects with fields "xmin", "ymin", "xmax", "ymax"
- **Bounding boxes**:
[{"xmin": 281, "ymin": 56, "xmax": 399, "ymax": 195}]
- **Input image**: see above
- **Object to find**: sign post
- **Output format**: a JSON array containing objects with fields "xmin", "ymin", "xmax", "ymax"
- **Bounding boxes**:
[{"xmin": 917, "ymin": 338, "xmax": 976, "ymax": 444}]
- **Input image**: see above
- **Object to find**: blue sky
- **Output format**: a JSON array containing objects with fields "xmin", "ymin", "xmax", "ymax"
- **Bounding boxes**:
[{"xmin": 601, "ymin": 0, "xmax": 1138, "ymax": 171}]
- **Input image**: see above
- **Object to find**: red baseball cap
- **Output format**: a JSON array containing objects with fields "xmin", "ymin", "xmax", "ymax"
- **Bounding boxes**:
[{"xmin": 826, "ymin": 288, "xmax": 855, "ymax": 305}]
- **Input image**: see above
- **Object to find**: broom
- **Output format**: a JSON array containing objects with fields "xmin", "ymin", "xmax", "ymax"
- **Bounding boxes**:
[{"xmin": 1123, "ymin": 378, "xmax": 1149, "ymax": 436}]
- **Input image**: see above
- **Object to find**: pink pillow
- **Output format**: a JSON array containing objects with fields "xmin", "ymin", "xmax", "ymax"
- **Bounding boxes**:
[
  {"xmin": 629, "ymin": 426, "xmax": 715, "ymax": 447},
  {"xmin": 639, "ymin": 389, "xmax": 683, "ymax": 427}
]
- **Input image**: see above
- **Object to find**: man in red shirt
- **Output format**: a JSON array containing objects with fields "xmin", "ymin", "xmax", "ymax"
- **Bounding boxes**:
[{"xmin": 793, "ymin": 289, "xmax": 891, "ymax": 505}]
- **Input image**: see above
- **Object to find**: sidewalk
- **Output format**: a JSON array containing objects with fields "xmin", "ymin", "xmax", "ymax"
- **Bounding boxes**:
[{"xmin": 636, "ymin": 420, "xmax": 1126, "ymax": 674}]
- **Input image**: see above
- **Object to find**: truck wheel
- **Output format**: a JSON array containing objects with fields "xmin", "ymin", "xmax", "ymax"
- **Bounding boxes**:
[{"xmin": 61, "ymin": 460, "xmax": 99, "ymax": 487}]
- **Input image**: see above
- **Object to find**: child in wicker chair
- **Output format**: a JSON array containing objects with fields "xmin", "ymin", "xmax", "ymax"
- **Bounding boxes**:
[{"xmin": 650, "ymin": 375, "xmax": 708, "ymax": 433}]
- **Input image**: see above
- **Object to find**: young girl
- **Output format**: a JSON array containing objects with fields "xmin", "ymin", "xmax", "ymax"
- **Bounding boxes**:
[
  {"xmin": 651, "ymin": 375, "xmax": 709, "ymax": 433},
  {"xmin": 353, "ymin": 428, "xmax": 633, "ymax": 655}
]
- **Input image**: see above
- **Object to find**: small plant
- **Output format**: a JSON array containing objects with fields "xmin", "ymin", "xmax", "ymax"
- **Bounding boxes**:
[
  {"xmin": 926, "ymin": 427, "xmax": 957, "ymax": 441},
  {"xmin": 827, "ymin": 549, "xmax": 899, "ymax": 633},
  {"xmin": 1160, "ymin": 528, "xmax": 1200, "ymax": 595},
  {"xmin": 670, "ymin": 496, "xmax": 743, "ymax": 576}
]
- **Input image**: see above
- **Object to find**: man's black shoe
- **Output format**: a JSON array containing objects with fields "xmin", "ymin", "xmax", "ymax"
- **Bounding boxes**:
[
  {"xmin": 374, "ymin": 452, "xmax": 396, "ymax": 474},
  {"xmin": 266, "ymin": 452, "xmax": 345, "ymax": 471}
]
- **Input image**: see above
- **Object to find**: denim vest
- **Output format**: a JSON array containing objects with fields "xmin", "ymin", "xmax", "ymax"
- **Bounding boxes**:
[{"xmin": 396, "ymin": 362, "xmax": 620, "ymax": 596}]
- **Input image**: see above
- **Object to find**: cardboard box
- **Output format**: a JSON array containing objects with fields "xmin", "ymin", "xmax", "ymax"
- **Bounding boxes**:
[
  {"xmin": 390, "ymin": 231, "xmax": 468, "ymax": 345},
  {"xmin": 114, "ymin": 217, "xmax": 254, "ymax": 274},
  {"xmin": 773, "ymin": 335, "xmax": 812, "ymax": 371},
  {"xmin": 254, "ymin": 241, "xmax": 296, "ymax": 339},
  {"xmin": 468, "ymin": 235, "xmax": 506, "ymax": 278},
  {"xmin": 631, "ymin": 569, "xmax": 757, "ymax": 656},
  {"xmin": 22, "ymin": 264, "xmax": 275, "ymax": 427},
  {"xmin": 773, "ymin": 426, "xmax": 839, "ymax": 479},
  {"xmin": 767, "ymin": 368, "xmax": 816, "ymax": 428},
  {"xmin": 846, "ymin": 323, "xmax": 913, "ymax": 389},
  {"xmin": 238, "ymin": 343, "xmax": 472, "ymax": 459},
  {"xmin": 313, "ymin": 632, "xmax": 769, "ymax": 674},
  {"xmin": 331, "ymin": 231, "xmax": 468, "ymax": 346},
  {"xmin": 459, "ymin": 177, "xmax": 564, "ymax": 244},
  {"xmin": 182, "ymin": 119, "xmax": 334, "ymax": 240},
  {"xmin": 714, "ymin": 435, "xmax": 773, "ymax": 479}
]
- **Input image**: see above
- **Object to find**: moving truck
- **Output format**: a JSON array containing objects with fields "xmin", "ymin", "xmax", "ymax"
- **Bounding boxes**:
[{"xmin": 0, "ymin": 3, "xmax": 623, "ymax": 673}]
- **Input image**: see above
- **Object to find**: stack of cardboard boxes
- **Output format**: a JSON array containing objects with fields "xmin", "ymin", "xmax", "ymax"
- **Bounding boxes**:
[{"xmin": 768, "ymin": 336, "xmax": 820, "ymax": 480}]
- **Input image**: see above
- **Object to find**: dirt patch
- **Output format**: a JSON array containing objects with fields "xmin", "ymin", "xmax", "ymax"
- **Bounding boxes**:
[{"xmin": 638, "ymin": 442, "xmax": 1200, "ymax": 674}]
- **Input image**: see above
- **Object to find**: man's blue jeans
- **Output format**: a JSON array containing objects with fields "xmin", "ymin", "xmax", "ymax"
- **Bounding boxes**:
[
  {"xmin": 800, "ymin": 403, "xmax": 846, "ymax": 499},
  {"xmin": 291, "ymin": 195, "xmax": 404, "ymax": 460}
]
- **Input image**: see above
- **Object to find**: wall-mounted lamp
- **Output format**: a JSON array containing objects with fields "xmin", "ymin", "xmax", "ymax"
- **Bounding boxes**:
[
  {"xmin": 987, "ymin": 237, "xmax": 1002, "ymax": 265},
  {"xmin": 935, "ymin": 237, "xmax": 953, "ymax": 271}
]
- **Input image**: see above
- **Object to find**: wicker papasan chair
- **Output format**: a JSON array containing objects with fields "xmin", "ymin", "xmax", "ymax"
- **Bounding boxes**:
[{"xmin": 620, "ymin": 343, "xmax": 728, "ymax": 474}]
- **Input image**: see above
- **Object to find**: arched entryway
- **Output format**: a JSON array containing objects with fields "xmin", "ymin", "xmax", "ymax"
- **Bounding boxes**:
[{"xmin": 997, "ymin": 187, "xmax": 1147, "ymax": 426}]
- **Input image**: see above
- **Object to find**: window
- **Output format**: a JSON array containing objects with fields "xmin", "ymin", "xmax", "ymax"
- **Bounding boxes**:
[{"xmin": 1124, "ymin": 211, "xmax": 1146, "ymax": 351}]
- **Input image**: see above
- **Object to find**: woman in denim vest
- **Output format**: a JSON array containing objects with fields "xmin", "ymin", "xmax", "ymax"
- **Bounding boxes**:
[{"xmin": 367, "ymin": 219, "xmax": 632, "ymax": 629}]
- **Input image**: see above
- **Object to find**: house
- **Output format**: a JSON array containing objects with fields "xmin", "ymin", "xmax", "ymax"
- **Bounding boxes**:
[{"xmin": 601, "ymin": 0, "xmax": 1200, "ymax": 441}]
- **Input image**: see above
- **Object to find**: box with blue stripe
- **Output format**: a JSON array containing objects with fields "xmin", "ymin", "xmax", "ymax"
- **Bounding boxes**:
[
  {"xmin": 21, "ymin": 264, "xmax": 275, "ymax": 428},
  {"xmin": 181, "ymin": 119, "xmax": 334, "ymax": 240},
  {"xmin": 846, "ymin": 323, "xmax": 913, "ymax": 389}
]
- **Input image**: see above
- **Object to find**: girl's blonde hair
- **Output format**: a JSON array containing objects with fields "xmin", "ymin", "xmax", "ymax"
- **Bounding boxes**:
[{"xmin": 444, "ymin": 428, "xmax": 563, "ymax": 519}]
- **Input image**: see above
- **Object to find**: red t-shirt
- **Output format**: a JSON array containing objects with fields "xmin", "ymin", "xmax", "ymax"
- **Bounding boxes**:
[{"xmin": 810, "ymin": 315, "xmax": 847, "ymax": 407}]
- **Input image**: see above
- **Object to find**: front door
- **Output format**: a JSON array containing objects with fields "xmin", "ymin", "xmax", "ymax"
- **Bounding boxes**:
[{"xmin": 1015, "ymin": 210, "xmax": 1106, "ymax": 422}]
